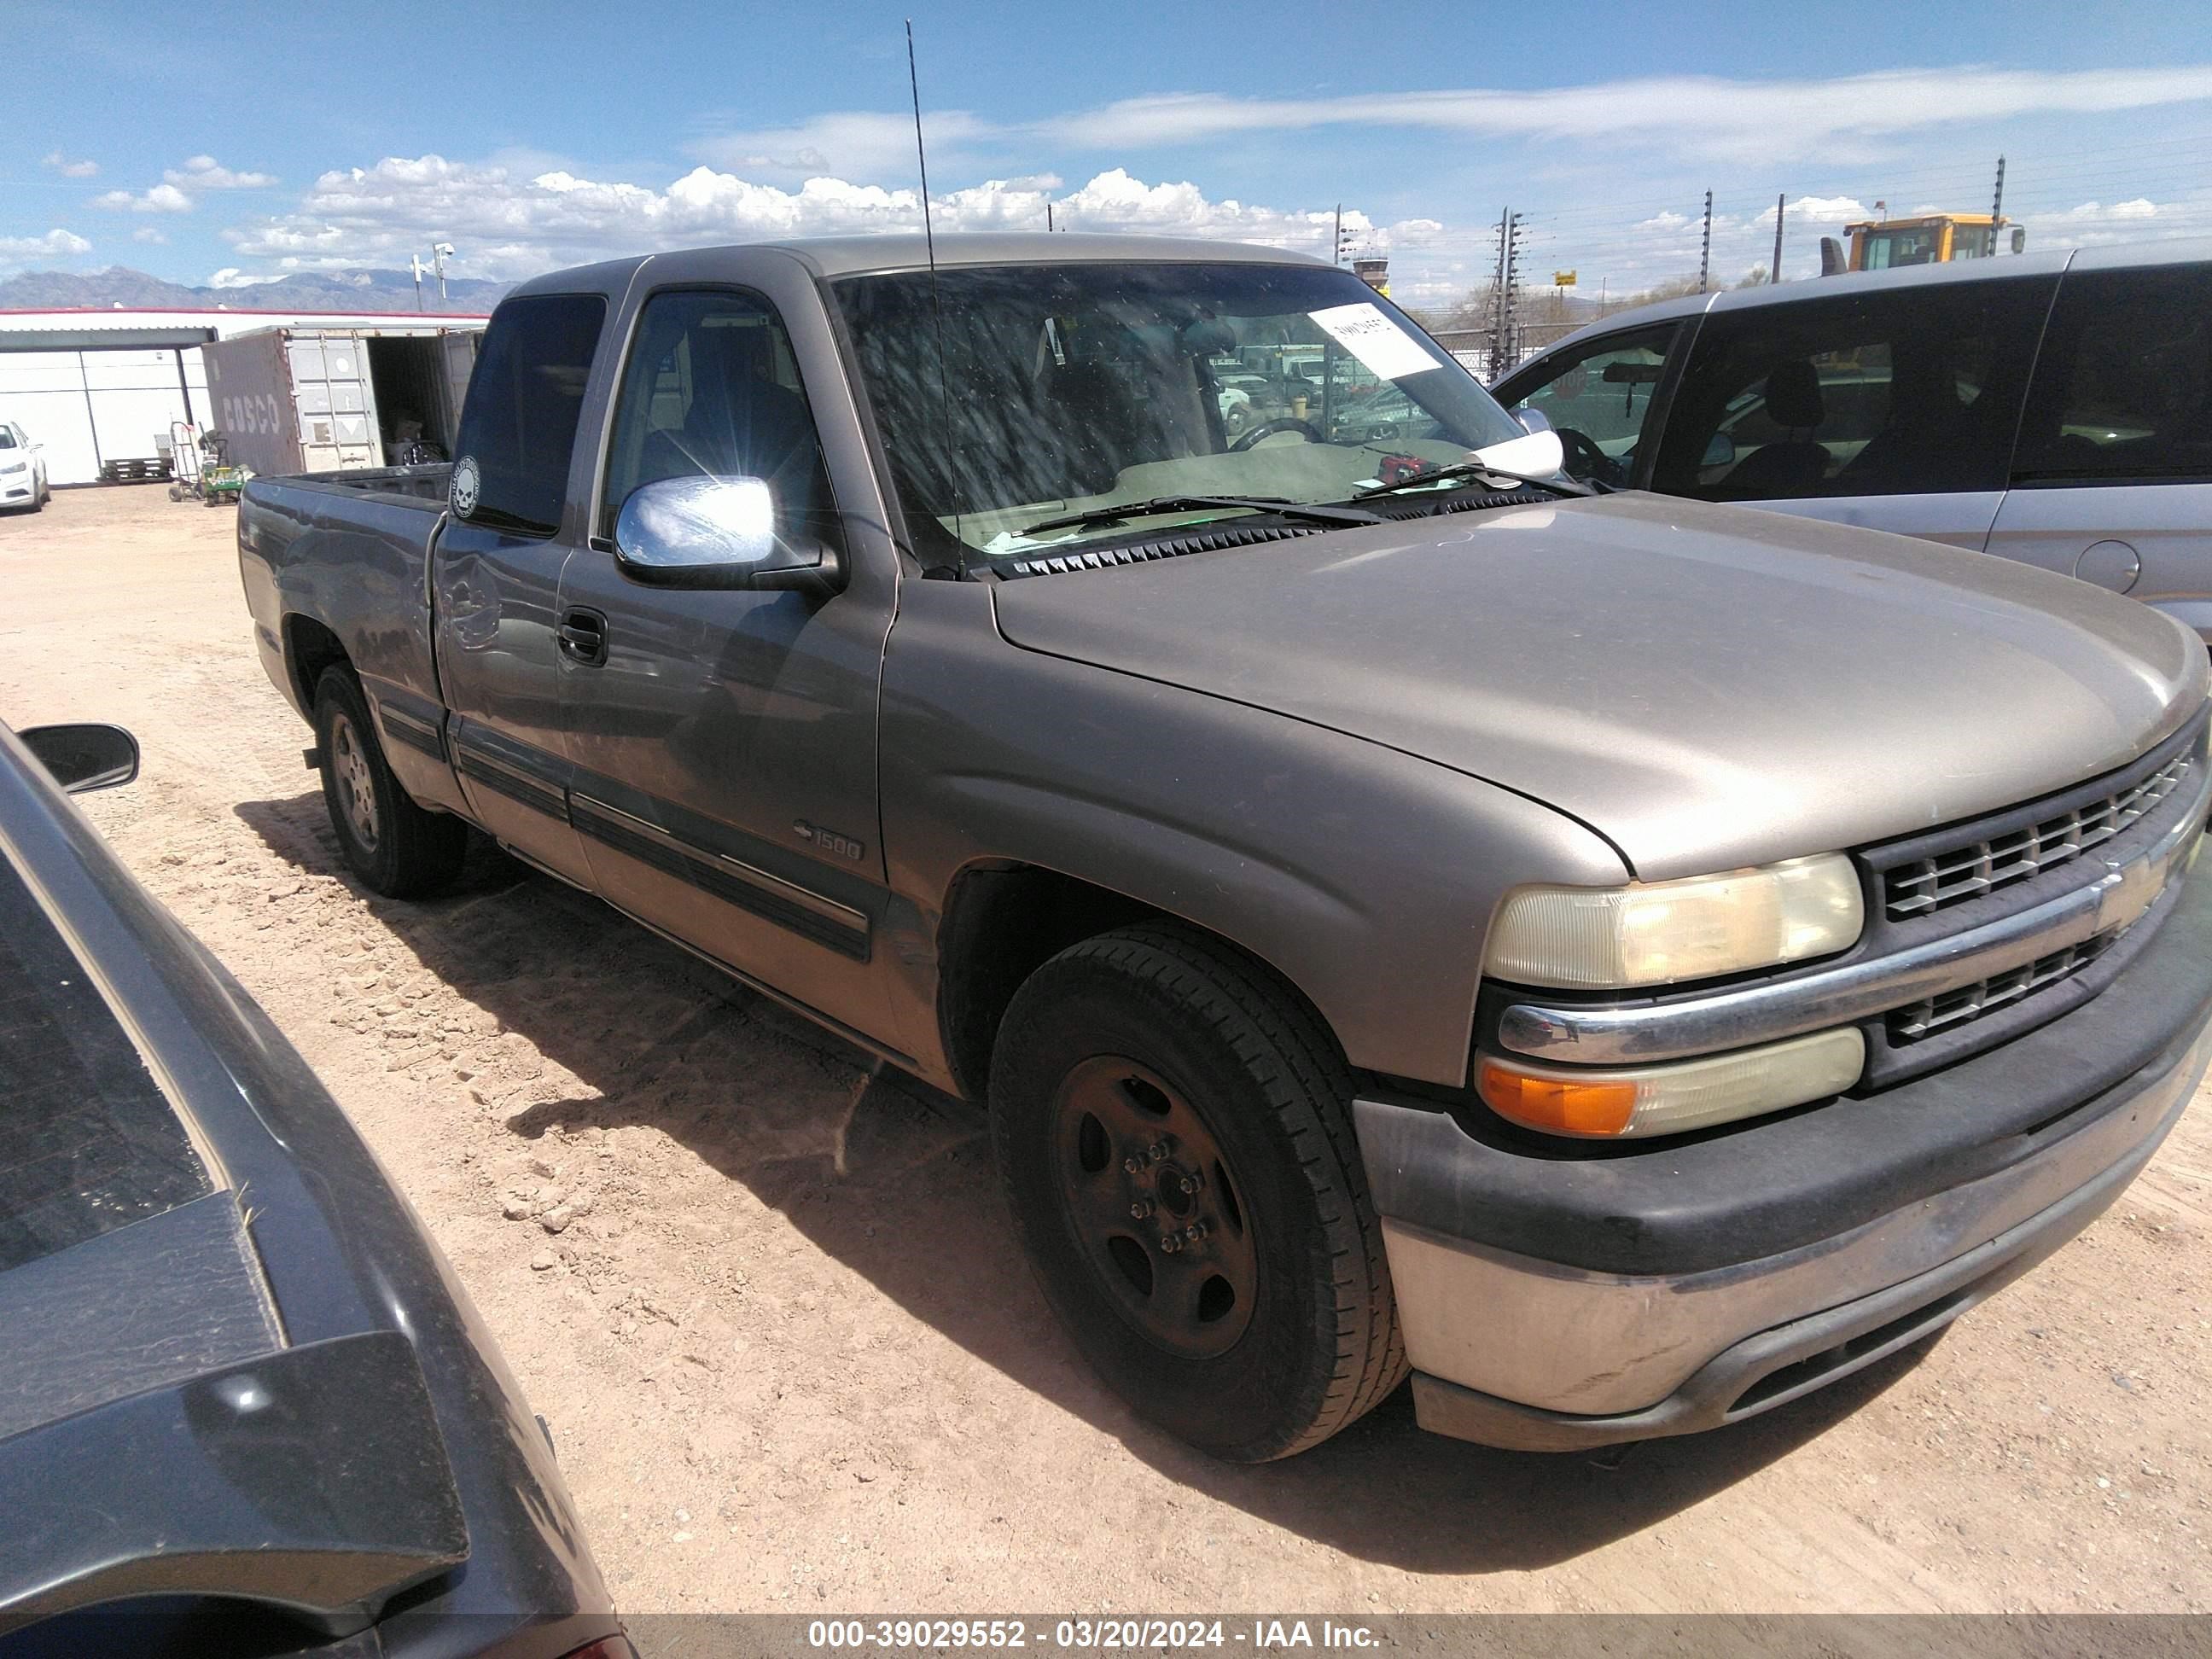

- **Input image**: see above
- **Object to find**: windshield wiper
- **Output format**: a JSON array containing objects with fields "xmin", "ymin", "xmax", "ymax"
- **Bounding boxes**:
[
  {"xmin": 1351, "ymin": 462, "xmax": 1601, "ymax": 502},
  {"xmin": 1024, "ymin": 494, "xmax": 1381, "ymax": 535}
]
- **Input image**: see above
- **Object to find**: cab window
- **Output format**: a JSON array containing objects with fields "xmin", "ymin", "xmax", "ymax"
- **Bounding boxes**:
[
  {"xmin": 451, "ymin": 294, "xmax": 607, "ymax": 537},
  {"xmin": 1497, "ymin": 327, "xmax": 1678, "ymax": 486},
  {"xmin": 2013, "ymin": 264, "xmax": 2212, "ymax": 485},
  {"xmin": 598, "ymin": 288, "xmax": 841, "ymax": 555},
  {"xmin": 1650, "ymin": 276, "xmax": 2054, "ymax": 502}
]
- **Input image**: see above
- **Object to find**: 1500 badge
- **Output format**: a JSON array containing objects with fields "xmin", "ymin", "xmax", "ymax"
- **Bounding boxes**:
[{"xmin": 794, "ymin": 820, "xmax": 864, "ymax": 861}]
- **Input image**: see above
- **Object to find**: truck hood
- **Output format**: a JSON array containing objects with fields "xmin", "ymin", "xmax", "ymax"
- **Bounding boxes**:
[{"xmin": 989, "ymin": 492, "xmax": 2209, "ymax": 879}]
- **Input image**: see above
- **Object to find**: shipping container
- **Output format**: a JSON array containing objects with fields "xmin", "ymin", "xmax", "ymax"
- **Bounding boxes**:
[{"xmin": 201, "ymin": 324, "xmax": 482, "ymax": 478}]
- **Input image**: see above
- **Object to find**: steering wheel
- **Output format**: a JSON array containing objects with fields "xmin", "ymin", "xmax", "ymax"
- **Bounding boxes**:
[
  {"xmin": 1228, "ymin": 418, "xmax": 1324, "ymax": 454},
  {"xmin": 1554, "ymin": 426, "xmax": 1623, "ymax": 486}
]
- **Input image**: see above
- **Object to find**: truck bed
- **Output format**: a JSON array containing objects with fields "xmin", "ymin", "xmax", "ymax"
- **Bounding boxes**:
[
  {"xmin": 277, "ymin": 463, "xmax": 452, "ymax": 509},
  {"xmin": 237, "ymin": 465, "xmax": 453, "ymax": 729}
]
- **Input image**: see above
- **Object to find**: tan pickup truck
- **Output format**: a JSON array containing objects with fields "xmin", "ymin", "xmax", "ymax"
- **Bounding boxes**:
[{"xmin": 240, "ymin": 233, "xmax": 2211, "ymax": 1461}]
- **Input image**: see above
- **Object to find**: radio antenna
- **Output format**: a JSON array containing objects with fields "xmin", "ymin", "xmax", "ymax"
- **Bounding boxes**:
[
  {"xmin": 906, "ymin": 20, "xmax": 940, "ymax": 274},
  {"xmin": 905, "ymin": 18, "xmax": 962, "ymax": 568}
]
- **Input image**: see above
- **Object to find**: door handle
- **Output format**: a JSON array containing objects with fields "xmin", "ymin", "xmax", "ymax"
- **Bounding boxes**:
[{"xmin": 558, "ymin": 608, "xmax": 608, "ymax": 667}]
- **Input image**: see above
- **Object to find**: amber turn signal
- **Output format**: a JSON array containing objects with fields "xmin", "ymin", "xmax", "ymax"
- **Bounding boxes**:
[
  {"xmin": 1476, "ymin": 1026, "xmax": 1866, "ymax": 1140},
  {"xmin": 1476, "ymin": 1059, "xmax": 1637, "ymax": 1136}
]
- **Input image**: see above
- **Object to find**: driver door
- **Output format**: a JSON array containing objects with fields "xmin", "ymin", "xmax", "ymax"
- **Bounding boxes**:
[
  {"xmin": 1496, "ymin": 324, "xmax": 1685, "ymax": 487},
  {"xmin": 554, "ymin": 264, "xmax": 901, "ymax": 1050}
]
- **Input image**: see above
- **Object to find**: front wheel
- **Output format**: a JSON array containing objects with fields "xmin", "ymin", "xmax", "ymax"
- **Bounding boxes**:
[
  {"xmin": 990, "ymin": 923, "xmax": 1406, "ymax": 1461},
  {"xmin": 312, "ymin": 667, "xmax": 467, "ymax": 897}
]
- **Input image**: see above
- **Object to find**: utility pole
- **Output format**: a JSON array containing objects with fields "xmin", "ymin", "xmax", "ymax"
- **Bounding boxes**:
[
  {"xmin": 410, "ymin": 253, "xmax": 425, "ymax": 312},
  {"xmin": 432, "ymin": 242, "xmax": 453, "ymax": 305},
  {"xmin": 1698, "ymin": 189, "xmax": 1713, "ymax": 293},
  {"xmin": 1333, "ymin": 204, "xmax": 1343, "ymax": 265},
  {"xmin": 1771, "ymin": 193, "xmax": 1785, "ymax": 284},
  {"xmin": 1046, "ymin": 201, "xmax": 1054, "ymax": 232},
  {"xmin": 1488, "ymin": 207, "xmax": 1511, "ymax": 376},
  {"xmin": 1992, "ymin": 154, "xmax": 2006, "ymax": 244},
  {"xmin": 1499, "ymin": 212, "xmax": 1525, "ymax": 371}
]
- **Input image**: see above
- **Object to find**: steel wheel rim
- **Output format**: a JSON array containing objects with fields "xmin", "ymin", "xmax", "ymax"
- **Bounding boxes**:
[
  {"xmin": 1050, "ymin": 1056, "xmax": 1258, "ymax": 1359},
  {"xmin": 331, "ymin": 713, "xmax": 381, "ymax": 850}
]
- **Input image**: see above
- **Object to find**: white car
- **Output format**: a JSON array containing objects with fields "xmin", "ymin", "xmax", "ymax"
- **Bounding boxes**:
[{"xmin": 0, "ymin": 421, "xmax": 49, "ymax": 513}]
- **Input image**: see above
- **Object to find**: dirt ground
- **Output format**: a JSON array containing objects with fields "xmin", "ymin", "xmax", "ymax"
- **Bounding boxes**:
[{"xmin": 4, "ymin": 483, "xmax": 2210, "ymax": 1617}]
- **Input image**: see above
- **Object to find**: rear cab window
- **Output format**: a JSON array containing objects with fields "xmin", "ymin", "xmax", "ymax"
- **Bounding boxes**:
[
  {"xmin": 450, "ymin": 294, "xmax": 608, "ymax": 537},
  {"xmin": 1650, "ymin": 275, "xmax": 2056, "ymax": 502},
  {"xmin": 2013, "ymin": 263, "xmax": 2212, "ymax": 486}
]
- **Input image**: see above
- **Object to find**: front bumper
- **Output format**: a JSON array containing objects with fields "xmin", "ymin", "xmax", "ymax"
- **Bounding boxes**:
[{"xmin": 1353, "ymin": 851, "xmax": 2212, "ymax": 1451}]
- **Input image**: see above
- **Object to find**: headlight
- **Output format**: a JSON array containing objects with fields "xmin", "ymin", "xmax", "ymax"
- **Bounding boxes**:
[
  {"xmin": 0, "ymin": 459, "xmax": 26, "ymax": 475},
  {"xmin": 1478, "ymin": 1027, "xmax": 1866, "ymax": 1139},
  {"xmin": 1483, "ymin": 853, "xmax": 1863, "ymax": 989}
]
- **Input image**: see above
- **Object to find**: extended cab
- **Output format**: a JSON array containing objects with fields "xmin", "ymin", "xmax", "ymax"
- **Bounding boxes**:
[{"xmin": 238, "ymin": 235, "xmax": 2212, "ymax": 1461}]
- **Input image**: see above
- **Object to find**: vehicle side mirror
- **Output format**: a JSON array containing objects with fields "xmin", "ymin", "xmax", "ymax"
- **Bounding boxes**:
[
  {"xmin": 1702, "ymin": 433, "xmax": 1738, "ymax": 469},
  {"xmin": 20, "ymin": 724, "xmax": 140, "ymax": 793},
  {"xmin": 1516, "ymin": 407, "xmax": 1552, "ymax": 435},
  {"xmin": 611, "ymin": 476, "xmax": 842, "ymax": 594}
]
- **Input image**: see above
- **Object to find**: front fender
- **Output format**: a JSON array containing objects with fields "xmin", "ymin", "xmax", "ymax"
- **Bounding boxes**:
[{"xmin": 877, "ymin": 579, "xmax": 1627, "ymax": 1088}]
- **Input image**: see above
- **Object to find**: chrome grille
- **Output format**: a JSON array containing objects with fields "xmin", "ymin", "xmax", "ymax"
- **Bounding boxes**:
[
  {"xmin": 1883, "ymin": 754, "xmax": 2192, "ymax": 922},
  {"xmin": 1885, "ymin": 934, "xmax": 2114, "ymax": 1045}
]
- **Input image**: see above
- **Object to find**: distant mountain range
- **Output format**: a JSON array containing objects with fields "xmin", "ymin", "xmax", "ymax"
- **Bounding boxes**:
[{"xmin": 0, "ymin": 265, "xmax": 512, "ymax": 314}]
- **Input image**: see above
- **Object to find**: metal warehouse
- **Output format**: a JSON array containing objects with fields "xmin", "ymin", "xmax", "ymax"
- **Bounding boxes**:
[{"xmin": 0, "ymin": 306, "xmax": 488, "ymax": 488}]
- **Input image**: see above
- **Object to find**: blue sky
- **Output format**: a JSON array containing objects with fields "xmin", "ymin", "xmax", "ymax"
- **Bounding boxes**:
[{"xmin": 8, "ymin": 0, "xmax": 2212, "ymax": 306}]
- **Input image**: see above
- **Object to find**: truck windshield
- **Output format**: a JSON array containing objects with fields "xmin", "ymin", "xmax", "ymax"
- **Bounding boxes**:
[{"xmin": 833, "ymin": 262, "xmax": 1525, "ymax": 564}]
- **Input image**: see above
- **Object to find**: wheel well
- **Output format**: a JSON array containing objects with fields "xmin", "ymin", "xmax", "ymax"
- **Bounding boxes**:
[
  {"xmin": 934, "ymin": 864, "xmax": 1338, "ymax": 1102},
  {"xmin": 283, "ymin": 614, "xmax": 349, "ymax": 713}
]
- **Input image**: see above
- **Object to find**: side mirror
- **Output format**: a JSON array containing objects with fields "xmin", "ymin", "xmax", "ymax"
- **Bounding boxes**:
[
  {"xmin": 611, "ymin": 476, "xmax": 841, "ymax": 593},
  {"xmin": 1701, "ymin": 433, "xmax": 1738, "ymax": 469},
  {"xmin": 20, "ymin": 724, "xmax": 140, "ymax": 793},
  {"xmin": 1516, "ymin": 407, "xmax": 1553, "ymax": 435}
]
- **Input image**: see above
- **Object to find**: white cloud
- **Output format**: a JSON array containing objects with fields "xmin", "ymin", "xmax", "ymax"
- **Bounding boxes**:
[
  {"xmin": 166, "ymin": 154, "xmax": 276, "ymax": 189},
  {"xmin": 1039, "ymin": 65, "xmax": 2212, "ymax": 165},
  {"xmin": 42, "ymin": 150, "xmax": 99, "ymax": 178},
  {"xmin": 0, "ymin": 229, "xmax": 94, "ymax": 269},
  {"xmin": 689, "ymin": 110, "xmax": 994, "ymax": 179},
  {"xmin": 207, "ymin": 267, "xmax": 282, "ymax": 289},
  {"xmin": 2061, "ymin": 197, "xmax": 2159, "ymax": 221},
  {"xmin": 217, "ymin": 153, "xmax": 1423, "ymax": 282},
  {"xmin": 2011, "ymin": 195, "xmax": 2207, "ymax": 254},
  {"xmin": 94, "ymin": 183, "xmax": 193, "ymax": 213},
  {"xmin": 1753, "ymin": 195, "xmax": 1871, "ymax": 228},
  {"xmin": 1635, "ymin": 211, "xmax": 1690, "ymax": 231},
  {"xmin": 131, "ymin": 226, "xmax": 168, "ymax": 245}
]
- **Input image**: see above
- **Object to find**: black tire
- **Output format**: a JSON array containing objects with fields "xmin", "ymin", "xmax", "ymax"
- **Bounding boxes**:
[
  {"xmin": 312, "ymin": 666, "xmax": 467, "ymax": 897},
  {"xmin": 990, "ymin": 923, "xmax": 1406, "ymax": 1461}
]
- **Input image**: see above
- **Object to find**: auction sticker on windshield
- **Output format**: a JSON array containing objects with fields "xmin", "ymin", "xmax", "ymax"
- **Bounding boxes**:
[{"xmin": 1308, "ymin": 302, "xmax": 1436, "ymax": 380}]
